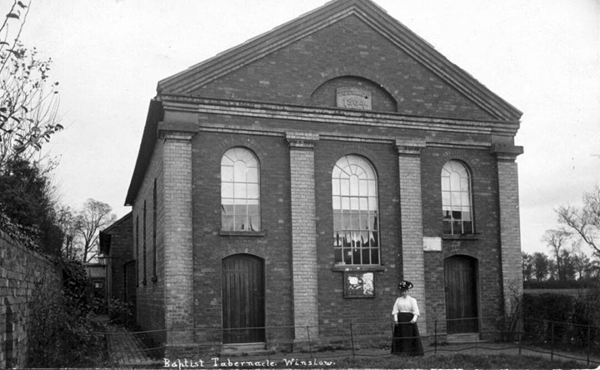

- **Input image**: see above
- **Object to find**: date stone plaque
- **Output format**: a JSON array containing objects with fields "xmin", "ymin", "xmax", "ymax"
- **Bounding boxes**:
[{"xmin": 336, "ymin": 87, "xmax": 372, "ymax": 111}]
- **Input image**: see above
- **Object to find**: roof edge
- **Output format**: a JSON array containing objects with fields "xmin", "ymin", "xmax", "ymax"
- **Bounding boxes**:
[{"xmin": 124, "ymin": 100, "xmax": 163, "ymax": 206}]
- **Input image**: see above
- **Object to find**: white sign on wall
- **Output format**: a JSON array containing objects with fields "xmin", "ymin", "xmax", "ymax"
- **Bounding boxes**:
[{"xmin": 423, "ymin": 237, "xmax": 442, "ymax": 251}]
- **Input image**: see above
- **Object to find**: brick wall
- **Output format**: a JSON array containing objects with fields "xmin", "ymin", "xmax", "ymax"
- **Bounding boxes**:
[
  {"xmin": 421, "ymin": 146, "xmax": 505, "ymax": 335},
  {"xmin": 0, "ymin": 231, "xmax": 61, "ymax": 368},
  {"xmin": 104, "ymin": 214, "xmax": 133, "ymax": 303},
  {"xmin": 192, "ymin": 132, "xmax": 294, "ymax": 345},
  {"xmin": 133, "ymin": 142, "xmax": 166, "ymax": 344},
  {"xmin": 193, "ymin": 15, "xmax": 495, "ymax": 121},
  {"xmin": 314, "ymin": 139, "xmax": 402, "ymax": 340}
]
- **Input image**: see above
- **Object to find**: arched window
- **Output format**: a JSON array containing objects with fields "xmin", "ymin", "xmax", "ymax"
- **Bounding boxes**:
[
  {"xmin": 441, "ymin": 160, "xmax": 473, "ymax": 235},
  {"xmin": 332, "ymin": 155, "xmax": 379, "ymax": 265},
  {"xmin": 221, "ymin": 147, "xmax": 260, "ymax": 231}
]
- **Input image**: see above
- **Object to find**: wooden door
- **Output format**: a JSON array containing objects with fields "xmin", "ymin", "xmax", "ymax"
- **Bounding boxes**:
[
  {"xmin": 222, "ymin": 255, "xmax": 265, "ymax": 343},
  {"xmin": 445, "ymin": 255, "xmax": 479, "ymax": 334}
]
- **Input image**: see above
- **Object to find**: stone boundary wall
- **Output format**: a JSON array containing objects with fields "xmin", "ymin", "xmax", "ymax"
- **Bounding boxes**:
[{"xmin": 0, "ymin": 230, "xmax": 62, "ymax": 368}]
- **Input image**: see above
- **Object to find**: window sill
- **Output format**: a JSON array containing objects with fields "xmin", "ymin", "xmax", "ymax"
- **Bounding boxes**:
[
  {"xmin": 442, "ymin": 234, "xmax": 479, "ymax": 241},
  {"xmin": 331, "ymin": 264, "xmax": 385, "ymax": 272},
  {"xmin": 219, "ymin": 230, "xmax": 266, "ymax": 237}
]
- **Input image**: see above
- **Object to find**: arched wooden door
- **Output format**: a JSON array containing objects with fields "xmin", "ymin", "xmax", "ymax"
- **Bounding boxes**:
[
  {"xmin": 222, "ymin": 254, "xmax": 265, "ymax": 344},
  {"xmin": 444, "ymin": 255, "xmax": 479, "ymax": 334}
]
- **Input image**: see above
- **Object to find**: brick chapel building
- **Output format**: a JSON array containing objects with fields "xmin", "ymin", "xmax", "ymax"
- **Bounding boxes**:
[{"xmin": 123, "ymin": 0, "xmax": 524, "ymax": 355}]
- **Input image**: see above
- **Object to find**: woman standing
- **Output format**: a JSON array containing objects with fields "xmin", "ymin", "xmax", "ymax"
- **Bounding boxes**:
[{"xmin": 391, "ymin": 280, "xmax": 424, "ymax": 356}]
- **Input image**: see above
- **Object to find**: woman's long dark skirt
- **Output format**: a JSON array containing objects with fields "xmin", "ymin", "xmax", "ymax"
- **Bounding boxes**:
[{"xmin": 391, "ymin": 312, "xmax": 424, "ymax": 356}]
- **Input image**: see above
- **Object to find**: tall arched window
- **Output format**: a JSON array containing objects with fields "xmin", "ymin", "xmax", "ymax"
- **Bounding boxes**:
[
  {"xmin": 221, "ymin": 147, "xmax": 260, "ymax": 231},
  {"xmin": 332, "ymin": 155, "xmax": 379, "ymax": 265},
  {"xmin": 441, "ymin": 160, "xmax": 473, "ymax": 235}
]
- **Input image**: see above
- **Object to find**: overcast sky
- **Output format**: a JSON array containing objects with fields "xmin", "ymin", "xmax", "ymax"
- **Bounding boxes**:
[{"xmin": 17, "ymin": 0, "xmax": 600, "ymax": 256}]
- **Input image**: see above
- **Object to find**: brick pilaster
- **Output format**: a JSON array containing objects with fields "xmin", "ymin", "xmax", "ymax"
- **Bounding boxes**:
[
  {"xmin": 492, "ymin": 144, "xmax": 524, "ymax": 317},
  {"xmin": 162, "ymin": 130, "xmax": 195, "ymax": 347},
  {"xmin": 396, "ymin": 139, "xmax": 427, "ymax": 334},
  {"xmin": 286, "ymin": 132, "xmax": 320, "ymax": 342}
]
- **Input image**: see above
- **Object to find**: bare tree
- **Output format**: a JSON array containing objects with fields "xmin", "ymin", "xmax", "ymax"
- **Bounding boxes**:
[
  {"xmin": 542, "ymin": 228, "xmax": 572, "ymax": 281},
  {"xmin": 74, "ymin": 199, "xmax": 116, "ymax": 263},
  {"xmin": 0, "ymin": 0, "xmax": 62, "ymax": 171},
  {"xmin": 557, "ymin": 185, "xmax": 600, "ymax": 254},
  {"xmin": 570, "ymin": 242, "xmax": 591, "ymax": 280}
]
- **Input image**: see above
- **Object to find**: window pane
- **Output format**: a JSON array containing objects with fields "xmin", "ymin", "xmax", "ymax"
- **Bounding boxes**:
[
  {"xmin": 368, "ymin": 181, "xmax": 377, "ymax": 197},
  {"xmin": 461, "ymin": 178, "xmax": 469, "ymax": 191},
  {"xmin": 359, "ymin": 180, "xmax": 368, "ymax": 196},
  {"xmin": 333, "ymin": 196, "xmax": 341, "ymax": 210},
  {"xmin": 234, "ymin": 183, "xmax": 246, "ymax": 198},
  {"xmin": 249, "ymin": 215, "xmax": 260, "ymax": 231},
  {"xmin": 461, "ymin": 193, "xmax": 470, "ymax": 206},
  {"xmin": 234, "ymin": 161, "xmax": 247, "ymax": 182},
  {"xmin": 247, "ymin": 168, "xmax": 258, "ymax": 183},
  {"xmin": 221, "ymin": 147, "xmax": 261, "ymax": 232},
  {"xmin": 368, "ymin": 197, "xmax": 377, "ymax": 211},
  {"xmin": 441, "ymin": 177, "xmax": 450, "ymax": 191},
  {"xmin": 247, "ymin": 184, "xmax": 259, "ymax": 199},
  {"xmin": 222, "ymin": 215, "xmax": 234, "ymax": 231},
  {"xmin": 222, "ymin": 204, "xmax": 234, "ymax": 215},
  {"xmin": 332, "ymin": 179, "xmax": 340, "ymax": 195},
  {"xmin": 450, "ymin": 172, "xmax": 460, "ymax": 191},
  {"xmin": 351, "ymin": 213, "xmax": 360, "ymax": 229},
  {"xmin": 441, "ymin": 160, "xmax": 473, "ymax": 234},
  {"xmin": 341, "ymin": 179, "xmax": 350, "ymax": 194},
  {"xmin": 222, "ymin": 167, "xmax": 234, "ymax": 182},
  {"xmin": 451, "ymin": 192, "xmax": 461, "ymax": 207},
  {"xmin": 342, "ymin": 197, "xmax": 350, "ymax": 210},
  {"xmin": 235, "ymin": 215, "xmax": 248, "ymax": 230},
  {"xmin": 333, "ymin": 212, "xmax": 342, "ymax": 231},
  {"xmin": 332, "ymin": 155, "xmax": 379, "ymax": 265},
  {"xmin": 442, "ymin": 191, "xmax": 450, "ymax": 207},
  {"xmin": 350, "ymin": 176, "xmax": 359, "ymax": 196},
  {"xmin": 248, "ymin": 203, "xmax": 259, "ymax": 215},
  {"xmin": 222, "ymin": 183, "xmax": 234, "ymax": 198}
]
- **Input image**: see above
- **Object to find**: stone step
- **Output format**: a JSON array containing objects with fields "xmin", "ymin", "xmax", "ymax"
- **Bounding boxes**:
[{"xmin": 220, "ymin": 342, "xmax": 269, "ymax": 356}]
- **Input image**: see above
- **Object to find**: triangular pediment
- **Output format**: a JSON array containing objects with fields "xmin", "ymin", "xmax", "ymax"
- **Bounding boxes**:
[{"xmin": 157, "ymin": 0, "xmax": 521, "ymax": 122}]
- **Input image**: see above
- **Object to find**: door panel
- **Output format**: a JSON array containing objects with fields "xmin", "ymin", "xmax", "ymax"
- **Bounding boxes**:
[
  {"xmin": 445, "ymin": 255, "xmax": 478, "ymax": 334},
  {"xmin": 222, "ymin": 255, "xmax": 265, "ymax": 343}
]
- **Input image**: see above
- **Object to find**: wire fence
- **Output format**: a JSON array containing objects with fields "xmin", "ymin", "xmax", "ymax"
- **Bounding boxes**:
[{"xmin": 102, "ymin": 316, "xmax": 600, "ymax": 367}]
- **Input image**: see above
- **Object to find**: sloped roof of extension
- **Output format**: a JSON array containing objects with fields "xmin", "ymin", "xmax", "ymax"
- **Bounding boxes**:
[{"xmin": 156, "ymin": 0, "xmax": 522, "ymax": 122}]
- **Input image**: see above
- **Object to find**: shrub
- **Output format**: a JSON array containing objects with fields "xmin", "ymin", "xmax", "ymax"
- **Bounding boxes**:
[
  {"xmin": 28, "ymin": 280, "xmax": 106, "ymax": 367},
  {"xmin": 108, "ymin": 298, "xmax": 134, "ymax": 326},
  {"xmin": 28, "ymin": 259, "xmax": 108, "ymax": 367}
]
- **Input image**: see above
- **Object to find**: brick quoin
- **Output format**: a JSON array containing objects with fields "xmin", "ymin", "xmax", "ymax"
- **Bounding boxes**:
[{"xmin": 287, "ymin": 132, "xmax": 320, "ymax": 341}]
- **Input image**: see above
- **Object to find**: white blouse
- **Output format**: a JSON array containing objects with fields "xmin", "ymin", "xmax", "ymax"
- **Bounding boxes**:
[{"xmin": 391, "ymin": 295, "xmax": 420, "ymax": 317}]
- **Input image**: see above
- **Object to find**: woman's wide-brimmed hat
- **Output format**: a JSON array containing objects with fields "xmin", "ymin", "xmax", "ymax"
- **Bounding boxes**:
[{"xmin": 397, "ymin": 280, "xmax": 413, "ymax": 291}]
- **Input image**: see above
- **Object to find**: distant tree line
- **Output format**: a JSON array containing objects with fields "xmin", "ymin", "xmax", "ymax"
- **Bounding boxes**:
[{"xmin": 523, "ymin": 185, "xmax": 600, "ymax": 286}]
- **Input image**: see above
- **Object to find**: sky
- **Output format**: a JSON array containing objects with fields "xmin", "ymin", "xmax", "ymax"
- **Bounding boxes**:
[{"xmin": 15, "ymin": 0, "xmax": 600, "ymax": 256}]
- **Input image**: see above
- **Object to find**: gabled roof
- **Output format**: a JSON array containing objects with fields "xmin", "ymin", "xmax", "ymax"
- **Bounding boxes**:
[
  {"xmin": 99, "ymin": 212, "xmax": 132, "ymax": 254},
  {"xmin": 157, "ymin": 0, "xmax": 522, "ymax": 122}
]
